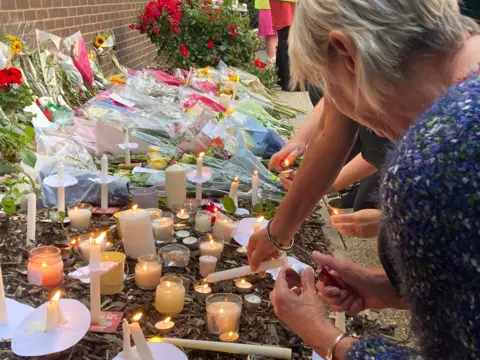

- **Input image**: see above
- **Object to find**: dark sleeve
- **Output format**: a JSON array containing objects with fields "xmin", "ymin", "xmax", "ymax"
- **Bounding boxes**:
[{"xmin": 346, "ymin": 338, "xmax": 413, "ymax": 360}]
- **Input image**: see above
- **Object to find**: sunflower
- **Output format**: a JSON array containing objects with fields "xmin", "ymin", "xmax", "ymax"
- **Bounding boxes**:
[
  {"xmin": 11, "ymin": 40, "xmax": 23, "ymax": 55},
  {"xmin": 94, "ymin": 35, "xmax": 106, "ymax": 48},
  {"xmin": 5, "ymin": 34, "xmax": 17, "ymax": 42}
]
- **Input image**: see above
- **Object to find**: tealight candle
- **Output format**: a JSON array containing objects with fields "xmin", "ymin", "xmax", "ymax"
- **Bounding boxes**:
[
  {"xmin": 195, "ymin": 210, "xmax": 212, "ymax": 232},
  {"xmin": 135, "ymin": 254, "xmax": 162, "ymax": 290},
  {"xmin": 182, "ymin": 236, "xmax": 198, "ymax": 249},
  {"xmin": 176, "ymin": 209, "xmax": 190, "ymax": 220},
  {"xmin": 219, "ymin": 331, "xmax": 239, "ymax": 342},
  {"xmin": 199, "ymin": 255, "xmax": 218, "ymax": 278},
  {"xmin": 67, "ymin": 204, "xmax": 93, "ymax": 230},
  {"xmin": 206, "ymin": 293, "xmax": 242, "ymax": 335},
  {"xmin": 235, "ymin": 246, "xmax": 247, "ymax": 257},
  {"xmin": 155, "ymin": 276, "xmax": 185, "ymax": 314},
  {"xmin": 199, "ymin": 235, "xmax": 224, "ymax": 259},
  {"xmin": 27, "ymin": 246, "xmax": 64, "ymax": 288},
  {"xmin": 194, "ymin": 283, "xmax": 212, "ymax": 300},
  {"xmin": 155, "ymin": 317, "xmax": 175, "ymax": 334},
  {"xmin": 212, "ymin": 213, "xmax": 237, "ymax": 242},
  {"xmin": 152, "ymin": 217, "xmax": 174, "ymax": 242},
  {"xmin": 235, "ymin": 279, "xmax": 252, "ymax": 293},
  {"xmin": 147, "ymin": 208, "xmax": 163, "ymax": 221},
  {"xmin": 244, "ymin": 294, "xmax": 261, "ymax": 311},
  {"xmin": 253, "ymin": 216, "xmax": 264, "ymax": 233}
]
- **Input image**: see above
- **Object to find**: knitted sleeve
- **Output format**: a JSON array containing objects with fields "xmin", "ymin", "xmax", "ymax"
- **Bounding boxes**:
[{"xmin": 346, "ymin": 338, "xmax": 412, "ymax": 360}]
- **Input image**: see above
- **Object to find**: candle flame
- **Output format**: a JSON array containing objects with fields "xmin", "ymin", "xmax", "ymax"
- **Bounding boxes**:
[
  {"xmin": 233, "ymin": 176, "xmax": 239, "ymax": 182},
  {"xmin": 95, "ymin": 232, "xmax": 107, "ymax": 245},
  {"xmin": 214, "ymin": 208, "xmax": 218, "ymax": 213},
  {"xmin": 106, "ymin": 242, "xmax": 112, "ymax": 248},
  {"xmin": 143, "ymin": 265, "xmax": 147, "ymax": 271},
  {"xmin": 203, "ymin": 284, "xmax": 208, "ymax": 289},
  {"xmin": 51, "ymin": 291, "xmax": 61, "ymax": 303},
  {"xmin": 166, "ymin": 281, "xmax": 171, "ymax": 288},
  {"xmin": 208, "ymin": 234, "xmax": 213, "ymax": 241},
  {"xmin": 180, "ymin": 209, "xmax": 184, "ymax": 215},
  {"xmin": 75, "ymin": 206, "xmax": 79, "ymax": 212},
  {"xmin": 132, "ymin": 205, "xmax": 138, "ymax": 211},
  {"xmin": 149, "ymin": 337, "xmax": 163, "ymax": 343},
  {"xmin": 220, "ymin": 308, "xmax": 224, "ymax": 314},
  {"xmin": 229, "ymin": 331, "xmax": 233, "ymax": 336},
  {"xmin": 132, "ymin": 313, "xmax": 142, "ymax": 322},
  {"xmin": 257, "ymin": 216, "xmax": 264, "ymax": 223},
  {"xmin": 241, "ymin": 279, "xmax": 246, "ymax": 285},
  {"xmin": 199, "ymin": 152, "xmax": 205, "ymax": 158},
  {"xmin": 284, "ymin": 159, "xmax": 290, "ymax": 167},
  {"xmin": 164, "ymin": 317, "xmax": 171, "ymax": 323},
  {"xmin": 253, "ymin": 169, "xmax": 258, "ymax": 176},
  {"xmin": 70, "ymin": 238, "xmax": 78, "ymax": 246},
  {"xmin": 41, "ymin": 262, "xmax": 47, "ymax": 269},
  {"xmin": 332, "ymin": 209, "xmax": 339, "ymax": 215},
  {"xmin": 209, "ymin": 239, "xmax": 214, "ymax": 246}
]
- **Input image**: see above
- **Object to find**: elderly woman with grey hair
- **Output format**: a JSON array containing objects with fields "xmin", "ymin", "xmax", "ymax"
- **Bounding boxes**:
[{"xmin": 255, "ymin": 0, "xmax": 480, "ymax": 359}]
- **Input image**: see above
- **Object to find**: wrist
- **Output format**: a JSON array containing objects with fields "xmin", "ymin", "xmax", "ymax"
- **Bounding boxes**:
[
  {"xmin": 270, "ymin": 217, "xmax": 295, "ymax": 246},
  {"xmin": 305, "ymin": 321, "xmax": 344, "ymax": 357}
]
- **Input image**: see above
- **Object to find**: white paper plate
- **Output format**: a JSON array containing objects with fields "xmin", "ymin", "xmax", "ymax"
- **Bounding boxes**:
[
  {"xmin": 12, "ymin": 299, "xmax": 90, "ymax": 356},
  {"xmin": 232, "ymin": 217, "xmax": 268, "ymax": 246},
  {"xmin": 267, "ymin": 256, "xmax": 310, "ymax": 281},
  {"xmin": 113, "ymin": 342, "xmax": 188, "ymax": 360},
  {"xmin": 0, "ymin": 298, "xmax": 35, "ymax": 340},
  {"xmin": 88, "ymin": 175, "xmax": 121, "ymax": 185},
  {"xmin": 80, "ymin": 273, "xmax": 126, "ymax": 284},
  {"xmin": 44, "ymin": 174, "xmax": 78, "ymax": 188},
  {"xmin": 187, "ymin": 168, "xmax": 213, "ymax": 184}
]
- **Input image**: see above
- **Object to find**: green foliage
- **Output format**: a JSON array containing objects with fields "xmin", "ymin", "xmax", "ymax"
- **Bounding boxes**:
[
  {"xmin": 222, "ymin": 195, "xmax": 237, "ymax": 214},
  {"xmin": 251, "ymin": 199, "xmax": 276, "ymax": 219},
  {"xmin": 242, "ymin": 61, "xmax": 278, "ymax": 91},
  {"xmin": 1, "ymin": 173, "xmax": 38, "ymax": 215}
]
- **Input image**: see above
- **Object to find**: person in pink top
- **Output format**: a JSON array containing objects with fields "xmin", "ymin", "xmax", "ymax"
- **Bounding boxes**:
[{"xmin": 270, "ymin": 0, "xmax": 296, "ymax": 91}]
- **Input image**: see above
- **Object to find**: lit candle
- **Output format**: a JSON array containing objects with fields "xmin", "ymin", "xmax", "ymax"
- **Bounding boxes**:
[
  {"xmin": 199, "ymin": 255, "xmax": 218, "ymax": 278},
  {"xmin": 251, "ymin": 170, "xmax": 259, "ymax": 208},
  {"xmin": 235, "ymin": 279, "xmax": 252, "ymax": 293},
  {"xmin": 206, "ymin": 300, "xmax": 241, "ymax": 334},
  {"xmin": 147, "ymin": 208, "xmax": 163, "ymax": 221},
  {"xmin": 207, "ymin": 257, "xmax": 286, "ymax": 283},
  {"xmin": 129, "ymin": 313, "xmax": 154, "ymax": 360},
  {"xmin": 212, "ymin": 214, "xmax": 237, "ymax": 241},
  {"xmin": 176, "ymin": 209, "xmax": 189, "ymax": 220},
  {"xmin": 67, "ymin": 205, "xmax": 92, "ymax": 230},
  {"xmin": 90, "ymin": 232, "xmax": 106, "ymax": 323},
  {"xmin": 122, "ymin": 319, "xmax": 134, "ymax": 358},
  {"xmin": 78, "ymin": 235, "xmax": 107, "ymax": 263},
  {"xmin": 27, "ymin": 246, "xmax": 64, "ymax": 288},
  {"xmin": 119, "ymin": 206, "xmax": 156, "ymax": 259},
  {"xmin": 253, "ymin": 216, "xmax": 264, "ymax": 233},
  {"xmin": 123, "ymin": 128, "xmax": 131, "ymax": 166},
  {"xmin": 219, "ymin": 331, "xmax": 239, "ymax": 342},
  {"xmin": 89, "ymin": 232, "xmax": 105, "ymax": 271},
  {"xmin": 165, "ymin": 164, "xmax": 186, "ymax": 209},
  {"xmin": 155, "ymin": 276, "xmax": 185, "ymax": 314},
  {"xmin": 228, "ymin": 176, "xmax": 239, "ymax": 206},
  {"xmin": 152, "ymin": 217, "xmax": 174, "ymax": 242},
  {"xmin": 193, "ymin": 283, "xmax": 212, "ymax": 300},
  {"xmin": 200, "ymin": 236, "xmax": 224, "ymax": 259},
  {"xmin": 196, "ymin": 152, "xmax": 204, "ymax": 178},
  {"xmin": 283, "ymin": 159, "xmax": 290, "ymax": 168},
  {"xmin": 45, "ymin": 291, "xmax": 61, "ymax": 333},
  {"xmin": 155, "ymin": 317, "xmax": 175, "ymax": 334},
  {"xmin": 135, "ymin": 255, "xmax": 162, "ymax": 290},
  {"xmin": 195, "ymin": 211, "xmax": 212, "ymax": 232},
  {"xmin": 0, "ymin": 266, "xmax": 7, "ymax": 324},
  {"xmin": 27, "ymin": 193, "xmax": 36, "ymax": 246},
  {"xmin": 101, "ymin": 154, "xmax": 109, "ymax": 210},
  {"xmin": 57, "ymin": 162, "xmax": 65, "ymax": 213}
]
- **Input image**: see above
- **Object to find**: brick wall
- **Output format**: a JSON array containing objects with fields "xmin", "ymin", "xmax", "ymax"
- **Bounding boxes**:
[{"xmin": 0, "ymin": 0, "xmax": 157, "ymax": 74}]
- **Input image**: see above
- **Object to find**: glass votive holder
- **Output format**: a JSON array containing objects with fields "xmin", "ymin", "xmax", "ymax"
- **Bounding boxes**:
[
  {"xmin": 27, "ymin": 246, "xmax": 64, "ymax": 288},
  {"xmin": 147, "ymin": 208, "xmax": 163, "ymax": 221},
  {"xmin": 159, "ymin": 244, "xmax": 190, "ymax": 268},
  {"xmin": 212, "ymin": 213, "xmax": 238, "ymax": 243},
  {"xmin": 155, "ymin": 275, "xmax": 186, "ymax": 314},
  {"xmin": 135, "ymin": 254, "xmax": 162, "ymax": 290},
  {"xmin": 206, "ymin": 293, "xmax": 242, "ymax": 335},
  {"xmin": 152, "ymin": 212, "xmax": 174, "ymax": 243},
  {"xmin": 193, "ymin": 282, "xmax": 212, "ymax": 301},
  {"xmin": 172, "ymin": 203, "xmax": 193, "ymax": 223},
  {"xmin": 100, "ymin": 251, "xmax": 126, "ymax": 295},
  {"xmin": 131, "ymin": 186, "xmax": 159, "ymax": 209},
  {"xmin": 67, "ymin": 203, "xmax": 93, "ymax": 230},
  {"xmin": 195, "ymin": 210, "xmax": 212, "ymax": 233},
  {"xmin": 199, "ymin": 235, "xmax": 224, "ymax": 259},
  {"xmin": 75, "ymin": 233, "xmax": 108, "ymax": 263}
]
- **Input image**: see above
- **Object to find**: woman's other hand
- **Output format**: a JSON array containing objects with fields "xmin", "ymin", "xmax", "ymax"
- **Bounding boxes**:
[
  {"xmin": 331, "ymin": 209, "xmax": 384, "ymax": 238},
  {"xmin": 268, "ymin": 141, "xmax": 306, "ymax": 171}
]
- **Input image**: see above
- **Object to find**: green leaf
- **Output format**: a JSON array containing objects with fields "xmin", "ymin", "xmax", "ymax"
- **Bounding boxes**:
[
  {"xmin": 24, "ymin": 126, "xmax": 35, "ymax": 141},
  {"xmin": 1, "ymin": 197, "xmax": 16, "ymax": 215},
  {"xmin": 222, "ymin": 195, "xmax": 237, "ymax": 214},
  {"xmin": 20, "ymin": 147, "xmax": 37, "ymax": 168},
  {"xmin": 252, "ymin": 202, "xmax": 263, "ymax": 214},
  {"xmin": 0, "ymin": 163, "xmax": 19, "ymax": 174}
]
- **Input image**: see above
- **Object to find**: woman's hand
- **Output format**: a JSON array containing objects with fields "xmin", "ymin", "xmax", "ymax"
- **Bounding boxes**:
[
  {"xmin": 313, "ymin": 252, "xmax": 405, "ymax": 315},
  {"xmin": 331, "ymin": 209, "xmax": 384, "ymax": 238},
  {"xmin": 247, "ymin": 227, "xmax": 281, "ymax": 272},
  {"xmin": 279, "ymin": 170, "xmax": 297, "ymax": 189},
  {"xmin": 268, "ymin": 141, "xmax": 306, "ymax": 171}
]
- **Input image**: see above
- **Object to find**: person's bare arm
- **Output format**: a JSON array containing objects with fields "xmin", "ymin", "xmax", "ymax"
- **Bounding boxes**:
[
  {"xmin": 332, "ymin": 153, "xmax": 377, "ymax": 192},
  {"xmin": 291, "ymin": 98, "xmax": 325, "ymax": 144},
  {"xmin": 272, "ymin": 98, "xmax": 358, "ymax": 242}
]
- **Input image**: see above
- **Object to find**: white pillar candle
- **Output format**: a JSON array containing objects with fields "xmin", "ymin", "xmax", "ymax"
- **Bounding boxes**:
[
  {"xmin": 57, "ymin": 162, "xmax": 65, "ymax": 213},
  {"xmin": 212, "ymin": 215, "xmax": 236, "ymax": 241},
  {"xmin": 207, "ymin": 257, "xmax": 286, "ymax": 283},
  {"xmin": 122, "ymin": 319, "xmax": 134, "ymax": 358},
  {"xmin": 135, "ymin": 258, "xmax": 162, "ymax": 290},
  {"xmin": 200, "ymin": 237, "xmax": 224, "ymax": 259},
  {"xmin": 68, "ymin": 206, "xmax": 92, "ymax": 230},
  {"xmin": 89, "ymin": 232, "xmax": 104, "ymax": 271},
  {"xmin": 206, "ymin": 301, "xmax": 241, "ymax": 334},
  {"xmin": 152, "ymin": 217, "xmax": 174, "ymax": 242},
  {"xmin": 90, "ymin": 274, "xmax": 101, "ymax": 323},
  {"xmin": 228, "ymin": 177, "xmax": 239, "ymax": 206},
  {"xmin": 123, "ymin": 128, "xmax": 131, "ymax": 166},
  {"xmin": 26, "ymin": 193, "xmax": 36, "ymax": 246},
  {"xmin": 196, "ymin": 152, "xmax": 204, "ymax": 178},
  {"xmin": 199, "ymin": 255, "xmax": 218, "ymax": 278},
  {"xmin": 129, "ymin": 314, "xmax": 155, "ymax": 360},
  {"xmin": 253, "ymin": 216, "xmax": 264, "ymax": 233},
  {"xmin": 45, "ymin": 291, "xmax": 61, "ymax": 333},
  {"xmin": 119, "ymin": 206, "xmax": 156, "ymax": 259},
  {"xmin": 196, "ymin": 183, "xmax": 202, "ymax": 202},
  {"xmin": 165, "ymin": 164, "xmax": 186, "ymax": 209},
  {"xmin": 101, "ymin": 154, "xmax": 109, "ymax": 210},
  {"xmin": 0, "ymin": 266, "xmax": 7, "ymax": 324},
  {"xmin": 155, "ymin": 277, "xmax": 185, "ymax": 314},
  {"xmin": 251, "ymin": 170, "xmax": 259, "ymax": 208}
]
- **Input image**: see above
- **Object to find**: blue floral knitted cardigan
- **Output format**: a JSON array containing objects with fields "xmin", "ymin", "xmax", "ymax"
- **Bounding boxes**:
[{"xmin": 346, "ymin": 74, "xmax": 480, "ymax": 360}]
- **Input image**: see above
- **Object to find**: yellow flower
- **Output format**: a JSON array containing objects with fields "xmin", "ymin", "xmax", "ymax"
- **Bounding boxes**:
[
  {"xmin": 217, "ymin": 89, "xmax": 232, "ymax": 96},
  {"xmin": 5, "ymin": 35, "xmax": 17, "ymax": 42},
  {"xmin": 109, "ymin": 75, "xmax": 126, "ymax": 84},
  {"xmin": 225, "ymin": 108, "xmax": 234, "ymax": 115},
  {"xmin": 228, "ymin": 75, "xmax": 239, "ymax": 82},
  {"xmin": 199, "ymin": 67, "xmax": 209, "ymax": 75},
  {"xmin": 88, "ymin": 53, "xmax": 94, "ymax": 61},
  {"xmin": 11, "ymin": 40, "xmax": 23, "ymax": 55},
  {"xmin": 94, "ymin": 35, "xmax": 106, "ymax": 48}
]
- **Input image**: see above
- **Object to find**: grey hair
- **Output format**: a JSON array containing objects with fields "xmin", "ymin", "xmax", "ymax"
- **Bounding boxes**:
[{"xmin": 289, "ymin": 0, "xmax": 480, "ymax": 109}]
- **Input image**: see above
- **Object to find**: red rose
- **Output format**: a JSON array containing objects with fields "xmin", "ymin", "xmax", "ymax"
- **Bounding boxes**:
[
  {"xmin": 230, "ymin": 32, "xmax": 238, "ymax": 39},
  {"xmin": 179, "ymin": 44, "xmax": 189, "ymax": 56},
  {"xmin": 254, "ymin": 59, "xmax": 266, "ymax": 69},
  {"xmin": 207, "ymin": 40, "xmax": 214, "ymax": 49},
  {"xmin": 152, "ymin": 27, "xmax": 160, "ymax": 35},
  {"xmin": 129, "ymin": 24, "xmax": 135, "ymax": 29},
  {"xmin": 228, "ymin": 24, "xmax": 237, "ymax": 31}
]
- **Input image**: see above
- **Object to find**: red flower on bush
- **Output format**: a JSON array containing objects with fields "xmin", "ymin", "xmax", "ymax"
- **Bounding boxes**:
[
  {"xmin": 207, "ymin": 40, "xmax": 214, "ymax": 49},
  {"xmin": 254, "ymin": 59, "xmax": 266, "ymax": 69},
  {"xmin": 228, "ymin": 24, "xmax": 237, "ymax": 31},
  {"xmin": 230, "ymin": 32, "xmax": 238, "ymax": 39},
  {"xmin": 179, "ymin": 44, "xmax": 189, "ymax": 56},
  {"xmin": 129, "ymin": 24, "xmax": 135, "ymax": 29},
  {"xmin": 152, "ymin": 27, "xmax": 160, "ymax": 35},
  {"xmin": 0, "ymin": 67, "xmax": 22, "ymax": 88}
]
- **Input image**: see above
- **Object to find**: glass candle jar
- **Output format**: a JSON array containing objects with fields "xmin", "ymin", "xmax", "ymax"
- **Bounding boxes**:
[
  {"xmin": 100, "ymin": 252, "xmax": 125, "ymax": 295},
  {"xmin": 152, "ymin": 213, "xmax": 174, "ymax": 243},
  {"xmin": 206, "ymin": 293, "xmax": 242, "ymax": 335},
  {"xmin": 155, "ymin": 275, "xmax": 185, "ymax": 314},
  {"xmin": 199, "ymin": 235, "xmax": 224, "ymax": 259},
  {"xmin": 159, "ymin": 244, "xmax": 190, "ymax": 268},
  {"xmin": 195, "ymin": 210, "xmax": 213, "ymax": 233},
  {"xmin": 131, "ymin": 186, "xmax": 159, "ymax": 209},
  {"xmin": 27, "ymin": 246, "xmax": 64, "ymax": 288},
  {"xmin": 135, "ymin": 254, "xmax": 162, "ymax": 290},
  {"xmin": 67, "ymin": 203, "xmax": 93, "ymax": 230},
  {"xmin": 212, "ymin": 213, "xmax": 238, "ymax": 242},
  {"xmin": 146, "ymin": 208, "xmax": 163, "ymax": 221}
]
